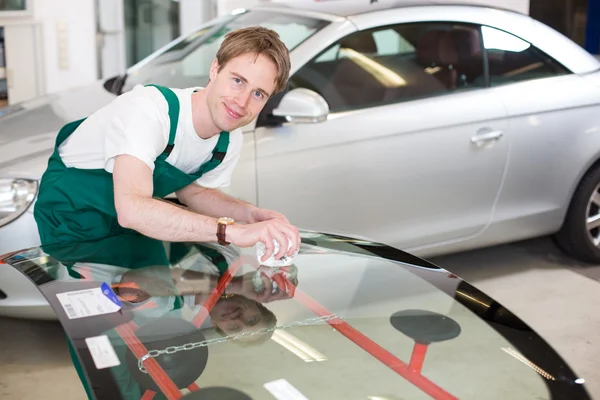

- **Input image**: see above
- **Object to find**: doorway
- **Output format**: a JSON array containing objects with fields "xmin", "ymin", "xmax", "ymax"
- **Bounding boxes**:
[{"xmin": 124, "ymin": 0, "xmax": 180, "ymax": 68}]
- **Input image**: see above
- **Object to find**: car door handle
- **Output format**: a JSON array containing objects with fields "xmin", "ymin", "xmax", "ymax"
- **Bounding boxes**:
[{"xmin": 471, "ymin": 130, "xmax": 504, "ymax": 143}]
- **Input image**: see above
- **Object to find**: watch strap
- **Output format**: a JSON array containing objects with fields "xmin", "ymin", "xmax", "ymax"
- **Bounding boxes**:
[{"xmin": 217, "ymin": 222, "xmax": 230, "ymax": 245}]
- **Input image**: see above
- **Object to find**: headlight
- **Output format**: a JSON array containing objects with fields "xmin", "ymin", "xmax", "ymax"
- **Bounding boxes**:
[{"xmin": 0, "ymin": 178, "xmax": 38, "ymax": 227}]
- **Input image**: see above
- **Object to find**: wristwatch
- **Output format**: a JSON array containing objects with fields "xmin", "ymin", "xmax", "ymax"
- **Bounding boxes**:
[{"xmin": 217, "ymin": 217, "xmax": 235, "ymax": 245}]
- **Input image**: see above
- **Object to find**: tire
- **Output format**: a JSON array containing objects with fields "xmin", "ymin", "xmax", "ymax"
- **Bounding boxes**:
[{"xmin": 555, "ymin": 164, "xmax": 600, "ymax": 263}]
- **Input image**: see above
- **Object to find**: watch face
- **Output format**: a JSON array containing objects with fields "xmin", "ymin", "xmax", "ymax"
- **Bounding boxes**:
[{"xmin": 219, "ymin": 217, "xmax": 234, "ymax": 225}]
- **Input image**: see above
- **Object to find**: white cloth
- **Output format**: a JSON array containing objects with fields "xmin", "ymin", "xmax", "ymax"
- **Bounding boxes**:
[
  {"xmin": 58, "ymin": 84, "xmax": 243, "ymax": 189},
  {"xmin": 256, "ymin": 238, "xmax": 298, "ymax": 267}
]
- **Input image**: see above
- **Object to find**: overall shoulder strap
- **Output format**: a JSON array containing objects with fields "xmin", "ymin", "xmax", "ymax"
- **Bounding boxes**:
[
  {"xmin": 195, "ymin": 131, "xmax": 230, "ymax": 176},
  {"xmin": 145, "ymin": 84, "xmax": 180, "ymax": 160},
  {"xmin": 55, "ymin": 118, "xmax": 87, "ymax": 147}
]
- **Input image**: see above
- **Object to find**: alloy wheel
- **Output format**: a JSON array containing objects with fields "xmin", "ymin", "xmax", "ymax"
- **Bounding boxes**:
[{"xmin": 586, "ymin": 182, "xmax": 600, "ymax": 247}]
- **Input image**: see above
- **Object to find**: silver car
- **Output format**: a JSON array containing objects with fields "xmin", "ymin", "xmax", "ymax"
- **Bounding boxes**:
[{"xmin": 1, "ymin": 0, "xmax": 600, "ymax": 318}]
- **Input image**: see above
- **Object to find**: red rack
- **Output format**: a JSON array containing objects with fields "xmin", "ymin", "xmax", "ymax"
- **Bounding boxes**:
[{"xmin": 114, "ymin": 255, "xmax": 458, "ymax": 400}]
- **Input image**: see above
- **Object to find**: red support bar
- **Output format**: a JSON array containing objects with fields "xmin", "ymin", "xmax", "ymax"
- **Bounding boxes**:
[
  {"xmin": 114, "ymin": 255, "xmax": 250, "ymax": 398},
  {"xmin": 115, "ymin": 321, "xmax": 182, "ymax": 400},
  {"xmin": 188, "ymin": 383, "xmax": 201, "ymax": 392},
  {"xmin": 409, "ymin": 343, "xmax": 429, "ymax": 374},
  {"xmin": 141, "ymin": 390, "xmax": 156, "ymax": 400},
  {"xmin": 273, "ymin": 275, "xmax": 459, "ymax": 400},
  {"xmin": 192, "ymin": 256, "xmax": 247, "ymax": 328},
  {"xmin": 0, "ymin": 250, "xmax": 18, "ymax": 261}
]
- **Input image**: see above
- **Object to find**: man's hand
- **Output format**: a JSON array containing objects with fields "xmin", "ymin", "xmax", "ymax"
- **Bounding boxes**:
[
  {"xmin": 228, "ymin": 219, "xmax": 300, "ymax": 262},
  {"xmin": 239, "ymin": 272, "xmax": 292, "ymax": 303},
  {"xmin": 249, "ymin": 207, "xmax": 290, "ymax": 224}
]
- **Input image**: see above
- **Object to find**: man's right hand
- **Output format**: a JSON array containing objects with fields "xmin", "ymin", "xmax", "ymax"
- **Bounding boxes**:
[{"xmin": 228, "ymin": 219, "xmax": 300, "ymax": 262}]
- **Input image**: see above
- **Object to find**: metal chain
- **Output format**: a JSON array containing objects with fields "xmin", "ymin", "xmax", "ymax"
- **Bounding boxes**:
[{"xmin": 137, "ymin": 314, "xmax": 341, "ymax": 373}]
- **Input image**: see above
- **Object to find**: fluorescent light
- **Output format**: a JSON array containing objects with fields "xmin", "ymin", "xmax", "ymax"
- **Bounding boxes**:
[
  {"xmin": 425, "ymin": 66, "xmax": 441, "ymax": 75},
  {"xmin": 456, "ymin": 290, "xmax": 490, "ymax": 308},
  {"xmin": 271, "ymin": 334, "xmax": 314, "ymax": 361},
  {"xmin": 501, "ymin": 347, "xmax": 555, "ymax": 380},
  {"xmin": 272, "ymin": 330, "xmax": 327, "ymax": 362},
  {"xmin": 339, "ymin": 48, "xmax": 407, "ymax": 88}
]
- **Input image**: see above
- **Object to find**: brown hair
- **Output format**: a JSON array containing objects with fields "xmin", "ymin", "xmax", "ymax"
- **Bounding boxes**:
[
  {"xmin": 213, "ymin": 300, "xmax": 277, "ymax": 346},
  {"xmin": 215, "ymin": 26, "xmax": 291, "ymax": 95}
]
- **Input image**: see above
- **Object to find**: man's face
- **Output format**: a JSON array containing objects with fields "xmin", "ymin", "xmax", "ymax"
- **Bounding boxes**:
[
  {"xmin": 206, "ymin": 52, "xmax": 278, "ymax": 132},
  {"xmin": 210, "ymin": 296, "xmax": 269, "ymax": 340}
]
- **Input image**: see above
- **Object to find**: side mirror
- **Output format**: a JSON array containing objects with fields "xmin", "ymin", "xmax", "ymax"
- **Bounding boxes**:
[{"xmin": 272, "ymin": 88, "xmax": 329, "ymax": 123}]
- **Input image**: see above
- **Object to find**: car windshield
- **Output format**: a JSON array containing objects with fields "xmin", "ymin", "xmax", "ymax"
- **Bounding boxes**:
[
  {"xmin": 2, "ymin": 231, "xmax": 589, "ymax": 400},
  {"xmin": 119, "ymin": 10, "xmax": 330, "ymax": 92}
]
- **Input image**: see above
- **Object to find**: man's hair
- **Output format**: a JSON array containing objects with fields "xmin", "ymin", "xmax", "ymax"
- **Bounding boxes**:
[
  {"xmin": 216, "ymin": 26, "xmax": 291, "ymax": 95},
  {"xmin": 214, "ymin": 301, "xmax": 277, "ymax": 346}
]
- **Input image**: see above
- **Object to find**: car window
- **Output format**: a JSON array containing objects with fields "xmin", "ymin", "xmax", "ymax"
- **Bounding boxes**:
[
  {"xmin": 481, "ymin": 26, "xmax": 570, "ymax": 85},
  {"xmin": 121, "ymin": 10, "xmax": 330, "ymax": 92},
  {"xmin": 372, "ymin": 28, "xmax": 415, "ymax": 56},
  {"xmin": 289, "ymin": 22, "xmax": 485, "ymax": 113}
]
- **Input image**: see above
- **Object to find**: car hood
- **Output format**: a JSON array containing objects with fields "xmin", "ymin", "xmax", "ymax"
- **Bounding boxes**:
[
  {"xmin": 0, "ymin": 80, "xmax": 116, "ymax": 179},
  {"xmin": 1, "ymin": 231, "xmax": 590, "ymax": 400}
]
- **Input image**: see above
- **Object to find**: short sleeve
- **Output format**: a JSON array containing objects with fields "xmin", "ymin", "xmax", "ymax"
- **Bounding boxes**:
[
  {"xmin": 104, "ymin": 87, "xmax": 170, "ymax": 173},
  {"xmin": 194, "ymin": 130, "xmax": 243, "ymax": 188}
]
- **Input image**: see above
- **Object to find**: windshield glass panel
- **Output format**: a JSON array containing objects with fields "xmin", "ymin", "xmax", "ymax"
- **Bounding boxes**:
[
  {"xmin": 121, "ymin": 10, "xmax": 330, "ymax": 92},
  {"xmin": 2, "ymin": 231, "xmax": 589, "ymax": 400}
]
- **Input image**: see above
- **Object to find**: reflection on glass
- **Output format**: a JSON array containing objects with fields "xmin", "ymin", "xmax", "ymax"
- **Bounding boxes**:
[
  {"xmin": 271, "ymin": 329, "xmax": 327, "ymax": 362},
  {"xmin": 3, "ymin": 230, "xmax": 590, "ymax": 400},
  {"xmin": 501, "ymin": 347, "xmax": 556, "ymax": 381},
  {"xmin": 482, "ymin": 25, "xmax": 569, "ymax": 85},
  {"xmin": 482, "ymin": 25, "xmax": 531, "ymax": 52},
  {"xmin": 122, "ymin": 10, "xmax": 329, "ymax": 91},
  {"xmin": 291, "ymin": 22, "xmax": 487, "ymax": 113},
  {"xmin": 338, "ymin": 47, "xmax": 407, "ymax": 88}
]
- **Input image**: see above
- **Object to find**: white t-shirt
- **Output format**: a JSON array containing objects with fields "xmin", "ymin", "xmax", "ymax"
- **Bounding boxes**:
[{"xmin": 59, "ymin": 84, "xmax": 243, "ymax": 189}]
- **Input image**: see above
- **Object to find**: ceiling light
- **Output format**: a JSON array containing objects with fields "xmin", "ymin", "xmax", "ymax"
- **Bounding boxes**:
[{"xmin": 272, "ymin": 330, "xmax": 327, "ymax": 362}]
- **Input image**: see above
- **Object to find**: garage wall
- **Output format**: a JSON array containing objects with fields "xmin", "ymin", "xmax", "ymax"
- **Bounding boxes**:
[
  {"xmin": 0, "ymin": 0, "xmax": 531, "ymax": 105},
  {"xmin": 218, "ymin": 0, "xmax": 264, "ymax": 16},
  {"xmin": 180, "ymin": 0, "xmax": 216, "ymax": 35},
  {"xmin": 33, "ymin": 0, "xmax": 98, "ymax": 95}
]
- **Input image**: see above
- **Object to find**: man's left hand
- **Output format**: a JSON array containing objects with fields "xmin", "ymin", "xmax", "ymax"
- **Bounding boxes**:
[{"xmin": 249, "ymin": 207, "xmax": 290, "ymax": 224}]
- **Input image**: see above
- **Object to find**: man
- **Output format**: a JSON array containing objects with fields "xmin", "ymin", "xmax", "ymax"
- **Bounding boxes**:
[{"xmin": 34, "ymin": 26, "xmax": 299, "ymax": 262}]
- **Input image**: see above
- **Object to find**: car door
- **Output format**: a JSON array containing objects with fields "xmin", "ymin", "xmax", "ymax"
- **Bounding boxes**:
[
  {"xmin": 253, "ymin": 21, "xmax": 510, "ymax": 251},
  {"xmin": 475, "ymin": 25, "xmax": 600, "ymax": 237}
]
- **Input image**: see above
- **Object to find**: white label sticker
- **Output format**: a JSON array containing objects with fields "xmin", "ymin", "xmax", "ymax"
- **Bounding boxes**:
[
  {"xmin": 56, "ymin": 285, "xmax": 121, "ymax": 319},
  {"xmin": 85, "ymin": 335, "xmax": 121, "ymax": 370},
  {"xmin": 264, "ymin": 379, "xmax": 308, "ymax": 400}
]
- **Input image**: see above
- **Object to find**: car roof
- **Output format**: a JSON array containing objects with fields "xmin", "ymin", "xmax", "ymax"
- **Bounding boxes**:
[{"xmin": 255, "ymin": 0, "xmax": 525, "ymax": 18}]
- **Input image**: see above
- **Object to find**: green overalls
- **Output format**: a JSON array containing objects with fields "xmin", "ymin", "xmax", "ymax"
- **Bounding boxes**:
[
  {"xmin": 33, "ymin": 84, "xmax": 230, "ymax": 246},
  {"xmin": 32, "ymin": 84, "xmax": 230, "ymax": 400},
  {"xmin": 41, "ymin": 235, "xmax": 232, "ymax": 400}
]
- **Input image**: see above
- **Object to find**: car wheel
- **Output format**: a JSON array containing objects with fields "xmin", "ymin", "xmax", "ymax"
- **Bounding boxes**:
[{"xmin": 555, "ymin": 164, "xmax": 600, "ymax": 263}]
